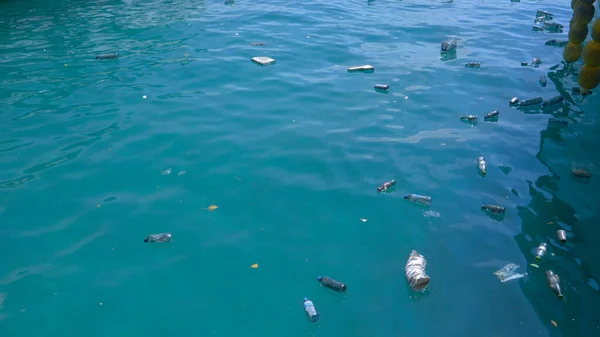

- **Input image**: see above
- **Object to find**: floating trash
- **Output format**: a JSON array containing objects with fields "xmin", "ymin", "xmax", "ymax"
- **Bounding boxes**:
[
  {"xmin": 510, "ymin": 97, "xmax": 519, "ymax": 105},
  {"xmin": 546, "ymin": 270, "xmax": 564, "ymax": 298},
  {"xmin": 317, "ymin": 276, "xmax": 347, "ymax": 293},
  {"xmin": 542, "ymin": 95, "xmax": 564, "ymax": 107},
  {"xmin": 571, "ymin": 163, "xmax": 592, "ymax": 178},
  {"xmin": 530, "ymin": 263, "xmax": 540, "ymax": 268},
  {"xmin": 303, "ymin": 298, "xmax": 319, "ymax": 322},
  {"xmin": 251, "ymin": 56, "xmax": 276, "ymax": 66},
  {"xmin": 477, "ymin": 156, "xmax": 487, "ymax": 175},
  {"xmin": 404, "ymin": 193, "xmax": 432, "ymax": 206},
  {"xmin": 374, "ymin": 84, "xmax": 390, "ymax": 90},
  {"xmin": 441, "ymin": 39, "xmax": 457, "ymax": 53},
  {"xmin": 250, "ymin": 42, "xmax": 266, "ymax": 46},
  {"xmin": 144, "ymin": 233, "xmax": 172, "ymax": 243},
  {"xmin": 207, "ymin": 205, "xmax": 218, "ymax": 211},
  {"xmin": 162, "ymin": 168, "xmax": 172, "ymax": 175},
  {"xmin": 250, "ymin": 263, "xmax": 259, "ymax": 268},
  {"xmin": 483, "ymin": 110, "xmax": 499, "ymax": 121},
  {"xmin": 95, "ymin": 53, "xmax": 118, "ymax": 60},
  {"xmin": 494, "ymin": 263, "xmax": 527, "ymax": 283},
  {"xmin": 360, "ymin": 218, "xmax": 367, "ymax": 222},
  {"xmin": 536, "ymin": 10, "xmax": 553, "ymax": 20},
  {"xmin": 348, "ymin": 65, "xmax": 374, "ymax": 72},
  {"xmin": 532, "ymin": 25, "xmax": 544, "ymax": 31},
  {"xmin": 177, "ymin": 170, "xmax": 187, "ymax": 176},
  {"xmin": 557, "ymin": 230, "xmax": 567, "ymax": 243},
  {"xmin": 531, "ymin": 58, "xmax": 542, "ymax": 66},
  {"xmin": 540, "ymin": 75, "xmax": 548, "ymax": 87},
  {"xmin": 482, "ymin": 204, "xmax": 505, "ymax": 214},
  {"xmin": 460, "ymin": 115, "xmax": 478, "ymax": 123},
  {"xmin": 545, "ymin": 39, "xmax": 569, "ymax": 47},
  {"xmin": 543, "ymin": 21, "xmax": 563, "ymax": 32},
  {"xmin": 377, "ymin": 179, "xmax": 396, "ymax": 192},
  {"xmin": 465, "ymin": 62, "xmax": 481, "ymax": 68},
  {"xmin": 535, "ymin": 243, "xmax": 548, "ymax": 260},
  {"xmin": 518, "ymin": 97, "xmax": 543, "ymax": 107},
  {"xmin": 405, "ymin": 250, "xmax": 431, "ymax": 291}
]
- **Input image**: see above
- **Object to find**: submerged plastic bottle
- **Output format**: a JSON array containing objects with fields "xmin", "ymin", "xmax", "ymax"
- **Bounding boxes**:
[
  {"xmin": 477, "ymin": 156, "xmax": 487, "ymax": 175},
  {"xmin": 539, "ymin": 75, "xmax": 547, "ymax": 87},
  {"xmin": 481, "ymin": 204, "xmax": 505, "ymax": 214},
  {"xmin": 405, "ymin": 250, "xmax": 431, "ymax": 291},
  {"xmin": 404, "ymin": 193, "xmax": 432, "ymax": 206},
  {"xmin": 144, "ymin": 233, "xmax": 172, "ymax": 243},
  {"xmin": 535, "ymin": 243, "xmax": 547, "ymax": 260},
  {"xmin": 303, "ymin": 298, "xmax": 320, "ymax": 322},
  {"xmin": 317, "ymin": 276, "xmax": 347, "ymax": 293},
  {"xmin": 377, "ymin": 179, "xmax": 396, "ymax": 192},
  {"xmin": 509, "ymin": 97, "xmax": 519, "ymax": 105},
  {"xmin": 546, "ymin": 270, "xmax": 564, "ymax": 298}
]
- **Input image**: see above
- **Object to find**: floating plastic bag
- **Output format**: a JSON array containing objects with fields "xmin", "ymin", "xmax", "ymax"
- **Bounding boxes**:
[
  {"xmin": 405, "ymin": 250, "xmax": 431, "ymax": 291},
  {"xmin": 494, "ymin": 263, "xmax": 527, "ymax": 283}
]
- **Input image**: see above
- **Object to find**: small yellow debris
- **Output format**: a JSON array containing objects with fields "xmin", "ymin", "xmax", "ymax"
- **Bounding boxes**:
[
  {"xmin": 250, "ymin": 264, "xmax": 259, "ymax": 269},
  {"xmin": 551, "ymin": 320, "xmax": 557, "ymax": 327},
  {"xmin": 208, "ymin": 205, "xmax": 218, "ymax": 211},
  {"xmin": 530, "ymin": 264, "xmax": 539, "ymax": 268}
]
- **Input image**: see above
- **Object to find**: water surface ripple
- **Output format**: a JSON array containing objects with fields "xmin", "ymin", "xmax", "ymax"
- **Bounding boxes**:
[{"xmin": 1, "ymin": 0, "xmax": 599, "ymax": 336}]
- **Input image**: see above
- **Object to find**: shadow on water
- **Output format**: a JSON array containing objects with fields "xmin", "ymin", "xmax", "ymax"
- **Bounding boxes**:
[{"xmin": 516, "ymin": 65, "xmax": 600, "ymax": 335}]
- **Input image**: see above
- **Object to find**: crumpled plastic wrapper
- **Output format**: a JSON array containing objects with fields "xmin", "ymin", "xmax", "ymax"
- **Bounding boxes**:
[
  {"xmin": 494, "ymin": 263, "xmax": 527, "ymax": 283},
  {"xmin": 405, "ymin": 250, "xmax": 431, "ymax": 291}
]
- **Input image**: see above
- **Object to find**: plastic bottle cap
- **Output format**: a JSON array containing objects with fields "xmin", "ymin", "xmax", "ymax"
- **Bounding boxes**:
[{"xmin": 317, "ymin": 276, "xmax": 323, "ymax": 281}]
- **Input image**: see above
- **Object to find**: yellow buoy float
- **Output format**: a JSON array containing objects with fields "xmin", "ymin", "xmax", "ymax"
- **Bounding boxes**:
[
  {"xmin": 583, "ymin": 40, "xmax": 600, "ymax": 67},
  {"xmin": 569, "ymin": 21, "xmax": 589, "ymax": 44},
  {"xmin": 564, "ymin": 42, "xmax": 584, "ymax": 63},
  {"xmin": 574, "ymin": 3, "xmax": 595, "ymax": 25},
  {"xmin": 578, "ymin": 65, "xmax": 600, "ymax": 90},
  {"xmin": 592, "ymin": 18, "xmax": 600, "ymax": 42}
]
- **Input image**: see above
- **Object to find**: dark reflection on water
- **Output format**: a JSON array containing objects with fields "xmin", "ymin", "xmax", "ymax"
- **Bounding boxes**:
[{"xmin": 517, "ymin": 74, "xmax": 600, "ymax": 335}]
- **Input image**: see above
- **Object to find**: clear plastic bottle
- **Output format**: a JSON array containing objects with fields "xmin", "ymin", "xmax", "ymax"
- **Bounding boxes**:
[
  {"xmin": 303, "ymin": 298, "xmax": 320, "ymax": 322},
  {"xmin": 556, "ymin": 230, "xmax": 567, "ymax": 243},
  {"xmin": 144, "ymin": 233, "xmax": 172, "ymax": 243},
  {"xmin": 477, "ymin": 156, "xmax": 487, "ymax": 175},
  {"xmin": 377, "ymin": 179, "xmax": 396, "ymax": 192},
  {"xmin": 542, "ymin": 95, "xmax": 564, "ymax": 107},
  {"xmin": 483, "ymin": 110, "xmax": 499, "ymax": 121},
  {"xmin": 518, "ymin": 97, "xmax": 543, "ymax": 107},
  {"xmin": 546, "ymin": 270, "xmax": 563, "ymax": 298},
  {"xmin": 317, "ymin": 276, "xmax": 347, "ymax": 293},
  {"xmin": 509, "ymin": 97, "xmax": 519, "ymax": 105},
  {"xmin": 404, "ymin": 193, "xmax": 432, "ymax": 205},
  {"xmin": 535, "ymin": 242, "xmax": 547, "ymax": 260},
  {"xmin": 441, "ymin": 39, "xmax": 457, "ymax": 53},
  {"xmin": 481, "ymin": 204, "xmax": 505, "ymax": 214},
  {"xmin": 460, "ymin": 115, "xmax": 478, "ymax": 123}
]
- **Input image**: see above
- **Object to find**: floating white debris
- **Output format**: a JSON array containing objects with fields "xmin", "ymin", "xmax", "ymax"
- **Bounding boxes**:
[
  {"xmin": 494, "ymin": 263, "xmax": 527, "ymax": 283},
  {"xmin": 162, "ymin": 168, "xmax": 172, "ymax": 175},
  {"xmin": 405, "ymin": 250, "xmax": 431, "ymax": 291},
  {"xmin": 360, "ymin": 218, "xmax": 367, "ymax": 222},
  {"xmin": 348, "ymin": 65, "xmax": 374, "ymax": 72},
  {"xmin": 178, "ymin": 170, "xmax": 187, "ymax": 176},
  {"xmin": 251, "ymin": 56, "xmax": 276, "ymax": 66},
  {"xmin": 143, "ymin": 95, "xmax": 147, "ymax": 99}
]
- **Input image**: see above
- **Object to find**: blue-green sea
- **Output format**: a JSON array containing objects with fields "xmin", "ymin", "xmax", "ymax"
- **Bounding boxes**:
[{"xmin": 1, "ymin": 0, "xmax": 600, "ymax": 336}]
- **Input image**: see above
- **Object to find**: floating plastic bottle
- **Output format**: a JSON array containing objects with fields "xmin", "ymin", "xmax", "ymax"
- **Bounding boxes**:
[
  {"xmin": 542, "ymin": 95, "xmax": 564, "ymax": 107},
  {"xmin": 377, "ymin": 179, "xmax": 396, "ymax": 192},
  {"xmin": 477, "ymin": 156, "xmax": 487, "ymax": 175},
  {"xmin": 532, "ymin": 25, "xmax": 544, "ymax": 32},
  {"xmin": 546, "ymin": 270, "xmax": 564, "ymax": 298},
  {"xmin": 540, "ymin": 75, "xmax": 548, "ymax": 87},
  {"xmin": 460, "ymin": 115, "xmax": 478, "ymax": 123},
  {"xmin": 535, "ymin": 242, "xmax": 547, "ymax": 260},
  {"xmin": 404, "ymin": 193, "xmax": 432, "ymax": 206},
  {"xmin": 518, "ymin": 97, "xmax": 543, "ymax": 107},
  {"xmin": 317, "ymin": 276, "xmax": 347, "ymax": 293},
  {"xmin": 545, "ymin": 39, "xmax": 569, "ymax": 47},
  {"xmin": 465, "ymin": 62, "xmax": 481, "ymax": 68},
  {"xmin": 543, "ymin": 21, "xmax": 564, "ymax": 32},
  {"xmin": 484, "ymin": 110, "xmax": 499, "ymax": 120},
  {"xmin": 557, "ymin": 230, "xmax": 567, "ymax": 243},
  {"xmin": 481, "ymin": 204, "xmax": 505, "ymax": 214},
  {"xmin": 303, "ymin": 298, "xmax": 320, "ymax": 322},
  {"xmin": 536, "ymin": 10, "xmax": 553, "ymax": 20},
  {"xmin": 441, "ymin": 39, "xmax": 457, "ymax": 53},
  {"xmin": 531, "ymin": 57, "xmax": 543, "ymax": 66},
  {"xmin": 95, "ymin": 53, "xmax": 119, "ymax": 60},
  {"xmin": 374, "ymin": 84, "xmax": 390, "ymax": 90},
  {"xmin": 144, "ymin": 233, "xmax": 172, "ymax": 243},
  {"xmin": 405, "ymin": 250, "xmax": 431, "ymax": 291},
  {"xmin": 510, "ymin": 97, "xmax": 519, "ymax": 105}
]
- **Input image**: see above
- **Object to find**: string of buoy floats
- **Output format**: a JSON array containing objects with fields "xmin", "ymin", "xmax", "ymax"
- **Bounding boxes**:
[{"xmin": 564, "ymin": 0, "xmax": 600, "ymax": 96}]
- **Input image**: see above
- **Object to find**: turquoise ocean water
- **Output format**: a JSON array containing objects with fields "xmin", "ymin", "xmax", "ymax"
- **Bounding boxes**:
[{"xmin": 1, "ymin": 0, "xmax": 600, "ymax": 336}]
